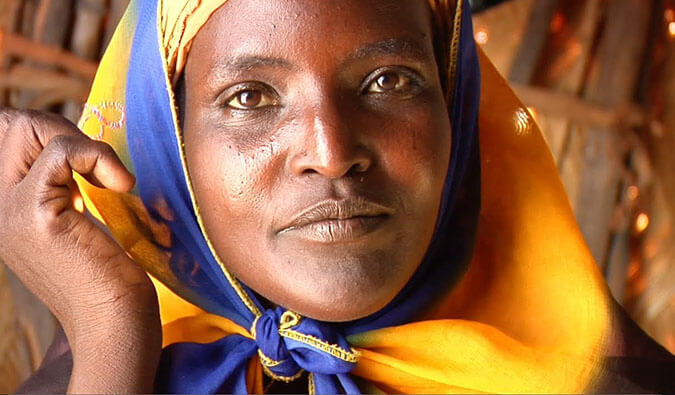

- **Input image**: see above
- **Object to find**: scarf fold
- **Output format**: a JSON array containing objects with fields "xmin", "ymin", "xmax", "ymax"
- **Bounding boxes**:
[{"xmin": 74, "ymin": 0, "xmax": 620, "ymax": 393}]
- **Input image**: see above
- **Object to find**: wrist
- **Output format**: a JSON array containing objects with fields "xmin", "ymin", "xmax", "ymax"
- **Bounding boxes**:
[
  {"xmin": 62, "ymin": 255, "xmax": 159, "ymax": 338},
  {"xmin": 66, "ymin": 287, "xmax": 162, "ymax": 393}
]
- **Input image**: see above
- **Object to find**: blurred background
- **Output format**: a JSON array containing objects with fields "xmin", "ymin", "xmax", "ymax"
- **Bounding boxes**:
[{"xmin": 0, "ymin": 0, "xmax": 673, "ymax": 391}]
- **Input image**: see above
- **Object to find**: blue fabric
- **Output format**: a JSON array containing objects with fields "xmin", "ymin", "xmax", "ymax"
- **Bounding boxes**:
[
  {"xmin": 124, "ymin": 0, "xmax": 482, "ymax": 393},
  {"xmin": 254, "ymin": 308, "xmax": 356, "ymax": 377},
  {"xmin": 159, "ymin": 335, "xmax": 257, "ymax": 393},
  {"xmin": 127, "ymin": 0, "xmax": 261, "ymax": 327}
]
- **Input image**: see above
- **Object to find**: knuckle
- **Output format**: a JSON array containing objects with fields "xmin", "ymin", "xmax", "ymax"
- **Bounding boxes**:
[
  {"xmin": 1, "ymin": 109, "xmax": 51, "ymax": 146},
  {"xmin": 0, "ymin": 108, "xmax": 52, "ymax": 135},
  {"xmin": 29, "ymin": 109, "xmax": 75, "ymax": 132},
  {"xmin": 44, "ymin": 134, "xmax": 74, "ymax": 155},
  {"xmin": 6, "ymin": 109, "xmax": 80, "ymax": 148},
  {"xmin": 17, "ymin": 108, "xmax": 45, "ymax": 127},
  {"xmin": 92, "ymin": 139, "xmax": 116, "ymax": 158},
  {"xmin": 9, "ymin": 109, "xmax": 37, "ymax": 133}
]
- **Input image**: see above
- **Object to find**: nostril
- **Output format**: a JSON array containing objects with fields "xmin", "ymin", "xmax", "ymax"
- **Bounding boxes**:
[
  {"xmin": 302, "ymin": 167, "xmax": 320, "ymax": 176},
  {"xmin": 354, "ymin": 162, "xmax": 369, "ymax": 173},
  {"xmin": 346, "ymin": 161, "xmax": 370, "ymax": 177}
]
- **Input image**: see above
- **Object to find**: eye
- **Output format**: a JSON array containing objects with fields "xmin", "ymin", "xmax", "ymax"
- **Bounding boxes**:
[
  {"xmin": 367, "ymin": 70, "xmax": 413, "ymax": 94},
  {"xmin": 226, "ymin": 88, "xmax": 277, "ymax": 110}
]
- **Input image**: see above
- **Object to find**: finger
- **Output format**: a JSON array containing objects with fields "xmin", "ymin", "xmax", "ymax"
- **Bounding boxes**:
[
  {"xmin": 25, "ymin": 134, "xmax": 135, "ymax": 194},
  {"xmin": 0, "ymin": 109, "xmax": 81, "ymax": 188},
  {"xmin": 30, "ymin": 115, "xmax": 136, "ymax": 190},
  {"xmin": 69, "ymin": 178, "xmax": 85, "ymax": 213}
]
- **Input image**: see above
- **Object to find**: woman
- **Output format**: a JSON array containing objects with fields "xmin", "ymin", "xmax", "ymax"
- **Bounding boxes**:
[{"xmin": 0, "ymin": 0, "xmax": 673, "ymax": 393}]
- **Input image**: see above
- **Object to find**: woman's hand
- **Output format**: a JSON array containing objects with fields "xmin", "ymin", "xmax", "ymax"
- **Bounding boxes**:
[{"xmin": 0, "ymin": 108, "xmax": 161, "ymax": 393}]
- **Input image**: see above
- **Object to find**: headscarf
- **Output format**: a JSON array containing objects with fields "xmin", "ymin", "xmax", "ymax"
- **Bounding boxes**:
[{"xmin": 75, "ymin": 0, "xmax": 621, "ymax": 392}]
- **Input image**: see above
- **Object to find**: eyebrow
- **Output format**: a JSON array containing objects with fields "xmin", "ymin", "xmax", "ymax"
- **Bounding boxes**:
[
  {"xmin": 351, "ymin": 37, "xmax": 432, "ymax": 62},
  {"xmin": 212, "ymin": 56, "xmax": 297, "ymax": 73},
  {"xmin": 210, "ymin": 37, "xmax": 431, "ymax": 78}
]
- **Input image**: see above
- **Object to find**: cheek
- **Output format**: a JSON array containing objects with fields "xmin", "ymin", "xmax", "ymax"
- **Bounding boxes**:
[
  {"xmin": 374, "ymin": 102, "xmax": 452, "ymax": 210},
  {"xmin": 187, "ymin": 135, "xmax": 284, "ymax": 228}
]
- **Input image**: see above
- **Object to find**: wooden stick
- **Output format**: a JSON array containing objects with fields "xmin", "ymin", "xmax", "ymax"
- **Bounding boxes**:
[
  {"xmin": 0, "ymin": 0, "xmax": 23, "ymax": 107},
  {"xmin": 512, "ymin": 83, "xmax": 646, "ymax": 128},
  {"xmin": 102, "ymin": 0, "xmax": 130, "ymax": 54},
  {"xmin": 508, "ymin": 0, "xmax": 560, "ymax": 84},
  {"xmin": 0, "ymin": 30, "xmax": 97, "ymax": 79},
  {"xmin": 578, "ymin": 0, "xmax": 653, "ymax": 284},
  {"xmin": 0, "ymin": 64, "xmax": 89, "ymax": 103},
  {"xmin": 63, "ymin": 0, "xmax": 106, "ymax": 122}
]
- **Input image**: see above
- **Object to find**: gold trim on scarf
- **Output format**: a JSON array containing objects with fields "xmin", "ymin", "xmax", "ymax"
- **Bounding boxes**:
[
  {"xmin": 447, "ymin": 0, "xmax": 463, "ymax": 103},
  {"xmin": 308, "ymin": 373, "xmax": 316, "ymax": 395}
]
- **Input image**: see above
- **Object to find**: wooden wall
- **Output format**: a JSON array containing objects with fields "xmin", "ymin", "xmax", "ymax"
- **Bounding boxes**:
[
  {"xmin": 0, "ymin": 0, "xmax": 128, "ymax": 120},
  {"xmin": 475, "ymin": 0, "xmax": 675, "ymax": 352}
]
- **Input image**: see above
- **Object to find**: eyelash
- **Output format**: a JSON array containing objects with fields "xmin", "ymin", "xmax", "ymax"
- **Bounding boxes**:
[
  {"xmin": 360, "ymin": 66, "xmax": 423, "ymax": 96},
  {"xmin": 222, "ymin": 67, "xmax": 423, "ymax": 111},
  {"xmin": 224, "ymin": 83, "xmax": 279, "ymax": 111}
]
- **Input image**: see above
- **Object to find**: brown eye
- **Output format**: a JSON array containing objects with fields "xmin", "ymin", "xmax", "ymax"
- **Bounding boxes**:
[
  {"xmin": 238, "ymin": 90, "xmax": 261, "ymax": 107},
  {"xmin": 227, "ymin": 89, "xmax": 275, "ymax": 110},
  {"xmin": 376, "ymin": 73, "xmax": 400, "ymax": 91},
  {"xmin": 367, "ymin": 71, "xmax": 411, "ymax": 93}
]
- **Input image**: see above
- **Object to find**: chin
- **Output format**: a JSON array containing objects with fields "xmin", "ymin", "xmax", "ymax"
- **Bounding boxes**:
[
  {"xmin": 291, "ymin": 291, "xmax": 393, "ymax": 323},
  {"xmin": 259, "ymin": 251, "xmax": 416, "ymax": 322}
]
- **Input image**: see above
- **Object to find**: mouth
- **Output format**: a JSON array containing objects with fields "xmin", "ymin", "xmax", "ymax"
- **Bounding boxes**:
[{"xmin": 277, "ymin": 198, "xmax": 394, "ymax": 243}]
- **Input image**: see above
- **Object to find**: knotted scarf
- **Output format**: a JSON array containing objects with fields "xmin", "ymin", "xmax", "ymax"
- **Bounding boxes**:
[{"xmin": 74, "ymin": 0, "xmax": 629, "ymax": 392}]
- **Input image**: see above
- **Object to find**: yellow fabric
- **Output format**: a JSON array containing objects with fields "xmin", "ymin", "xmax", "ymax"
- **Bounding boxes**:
[
  {"xmin": 153, "ymin": 48, "xmax": 612, "ymax": 393},
  {"xmin": 159, "ymin": 0, "xmax": 232, "ymax": 83},
  {"xmin": 154, "ymin": 278, "xmax": 253, "ymax": 347},
  {"xmin": 349, "ymin": 321, "xmax": 598, "ymax": 394},
  {"xmin": 423, "ymin": 50, "xmax": 610, "ymax": 357}
]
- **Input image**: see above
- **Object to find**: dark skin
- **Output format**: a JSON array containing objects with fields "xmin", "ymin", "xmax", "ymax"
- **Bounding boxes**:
[
  {"xmin": 183, "ymin": 0, "xmax": 451, "ymax": 322},
  {"xmin": 0, "ymin": 0, "xmax": 449, "ymax": 391}
]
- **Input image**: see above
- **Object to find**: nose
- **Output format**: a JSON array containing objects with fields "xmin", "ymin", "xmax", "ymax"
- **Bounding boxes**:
[{"xmin": 289, "ymin": 100, "xmax": 373, "ymax": 179}]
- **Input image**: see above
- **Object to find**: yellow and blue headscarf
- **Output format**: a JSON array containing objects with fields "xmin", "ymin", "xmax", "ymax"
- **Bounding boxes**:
[{"xmin": 74, "ymin": 0, "xmax": 672, "ymax": 393}]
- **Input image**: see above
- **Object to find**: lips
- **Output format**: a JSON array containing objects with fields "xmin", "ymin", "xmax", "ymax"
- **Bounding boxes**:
[{"xmin": 278, "ymin": 198, "xmax": 394, "ymax": 243}]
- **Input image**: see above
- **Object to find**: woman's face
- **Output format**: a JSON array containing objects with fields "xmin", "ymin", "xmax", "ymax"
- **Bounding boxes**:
[{"xmin": 182, "ymin": 0, "xmax": 451, "ymax": 321}]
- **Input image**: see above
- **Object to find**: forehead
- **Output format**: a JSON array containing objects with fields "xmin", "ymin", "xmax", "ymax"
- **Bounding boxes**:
[{"xmin": 189, "ymin": 0, "xmax": 435, "ymax": 71}]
